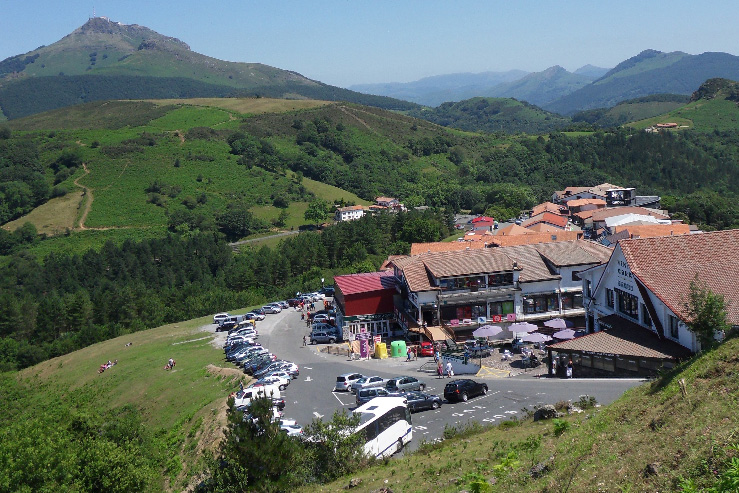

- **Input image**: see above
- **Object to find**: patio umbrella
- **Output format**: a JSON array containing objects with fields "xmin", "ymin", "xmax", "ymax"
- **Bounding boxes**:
[
  {"xmin": 522, "ymin": 332, "xmax": 552, "ymax": 343},
  {"xmin": 509, "ymin": 322, "xmax": 538, "ymax": 334},
  {"xmin": 552, "ymin": 328, "xmax": 577, "ymax": 340},
  {"xmin": 472, "ymin": 325, "xmax": 503, "ymax": 338},
  {"xmin": 544, "ymin": 318, "xmax": 568, "ymax": 330}
]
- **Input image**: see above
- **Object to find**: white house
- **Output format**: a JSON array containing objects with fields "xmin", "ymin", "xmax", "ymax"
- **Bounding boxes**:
[
  {"xmin": 578, "ymin": 229, "xmax": 739, "ymax": 354},
  {"xmin": 334, "ymin": 205, "xmax": 365, "ymax": 222}
]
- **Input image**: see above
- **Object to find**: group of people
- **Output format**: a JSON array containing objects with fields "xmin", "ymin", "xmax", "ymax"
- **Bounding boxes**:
[
  {"xmin": 98, "ymin": 360, "xmax": 117, "ymax": 373},
  {"xmin": 436, "ymin": 360, "xmax": 453, "ymax": 378},
  {"xmin": 164, "ymin": 358, "xmax": 176, "ymax": 370},
  {"xmin": 405, "ymin": 346, "xmax": 418, "ymax": 362}
]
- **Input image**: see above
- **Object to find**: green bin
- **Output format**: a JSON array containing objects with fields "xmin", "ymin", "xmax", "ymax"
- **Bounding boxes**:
[{"xmin": 390, "ymin": 340, "xmax": 407, "ymax": 358}]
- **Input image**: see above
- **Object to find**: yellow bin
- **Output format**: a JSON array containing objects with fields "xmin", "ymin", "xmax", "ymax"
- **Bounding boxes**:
[{"xmin": 374, "ymin": 342, "xmax": 388, "ymax": 359}]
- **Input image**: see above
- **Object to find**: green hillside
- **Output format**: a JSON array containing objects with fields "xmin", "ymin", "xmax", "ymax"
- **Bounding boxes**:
[
  {"xmin": 546, "ymin": 50, "xmax": 739, "ymax": 115},
  {"xmin": 572, "ymin": 94, "xmax": 690, "ymax": 127},
  {"xmin": 628, "ymin": 79, "xmax": 739, "ymax": 131},
  {"xmin": 310, "ymin": 334, "xmax": 739, "ymax": 492},
  {"xmin": 408, "ymin": 97, "xmax": 571, "ymax": 134},
  {"xmin": 0, "ymin": 17, "xmax": 417, "ymax": 120}
]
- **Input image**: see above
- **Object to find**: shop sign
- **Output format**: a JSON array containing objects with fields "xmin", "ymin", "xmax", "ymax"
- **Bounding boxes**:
[{"xmin": 344, "ymin": 313, "xmax": 393, "ymax": 322}]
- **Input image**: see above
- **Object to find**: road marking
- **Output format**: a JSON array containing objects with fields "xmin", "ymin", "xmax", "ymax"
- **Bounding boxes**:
[
  {"xmin": 493, "ymin": 415, "xmax": 505, "ymax": 419},
  {"xmin": 303, "ymin": 366, "xmax": 312, "ymax": 370},
  {"xmin": 313, "ymin": 412, "xmax": 323, "ymax": 419},
  {"xmin": 414, "ymin": 426, "xmax": 428, "ymax": 430},
  {"xmin": 305, "ymin": 376, "xmax": 312, "ymax": 382},
  {"xmin": 452, "ymin": 413, "xmax": 465, "ymax": 417},
  {"xmin": 505, "ymin": 410, "xmax": 517, "ymax": 414},
  {"xmin": 483, "ymin": 418, "xmax": 496, "ymax": 422},
  {"xmin": 463, "ymin": 409, "xmax": 475, "ymax": 413},
  {"xmin": 333, "ymin": 393, "xmax": 347, "ymax": 406}
]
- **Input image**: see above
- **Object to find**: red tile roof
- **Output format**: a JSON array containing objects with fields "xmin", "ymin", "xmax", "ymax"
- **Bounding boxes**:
[
  {"xmin": 521, "ymin": 212, "xmax": 569, "ymax": 229},
  {"xmin": 613, "ymin": 223, "xmax": 691, "ymax": 239},
  {"xmin": 566, "ymin": 198, "xmax": 607, "ymax": 208},
  {"xmin": 550, "ymin": 314, "xmax": 691, "ymax": 359},
  {"xmin": 497, "ymin": 224, "xmax": 536, "ymax": 236},
  {"xmin": 532, "ymin": 202, "xmax": 568, "ymax": 217},
  {"xmin": 489, "ymin": 231, "xmax": 581, "ymax": 247},
  {"xmin": 410, "ymin": 241, "xmax": 487, "ymax": 255},
  {"xmin": 590, "ymin": 207, "xmax": 669, "ymax": 222},
  {"xmin": 471, "ymin": 216, "xmax": 495, "ymax": 223},
  {"xmin": 334, "ymin": 271, "xmax": 397, "ymax": 296},
  {"xmin": 618, "ymin": 230, "xmax": 739, "ymax": 325}
]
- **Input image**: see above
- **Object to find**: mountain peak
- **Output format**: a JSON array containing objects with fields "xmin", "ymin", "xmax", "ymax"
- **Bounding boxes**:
[{"xmin": 66, "ymin": 16, "xmax": 190, "ymax": 51}]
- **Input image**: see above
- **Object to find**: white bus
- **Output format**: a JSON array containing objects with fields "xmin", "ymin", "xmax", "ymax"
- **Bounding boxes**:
[{"xmin": 354, "ymin": 397, "xmax": 412, "ymax": 459}]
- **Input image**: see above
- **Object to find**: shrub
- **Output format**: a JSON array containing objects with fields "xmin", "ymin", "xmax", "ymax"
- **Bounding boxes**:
[{"xmin": 552, "ymin": 418, "xmax": 570, "ymax": 437}]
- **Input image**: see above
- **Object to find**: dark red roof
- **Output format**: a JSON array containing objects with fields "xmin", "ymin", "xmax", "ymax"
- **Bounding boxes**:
[
  {"xmin": 471, "ymin": 216, "xmax": 494, "ymax": 223},
  {"xmin": 334, "ymin": 271, "xmax": 397, "ymax": 296}
]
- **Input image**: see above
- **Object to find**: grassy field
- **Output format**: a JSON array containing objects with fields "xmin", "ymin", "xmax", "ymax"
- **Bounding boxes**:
[
  {"xmin": 1, "ymin": 189, "xmax": 83, "ymax": 234},
  {"xmin": 143, "ymin": 98, "xmax": 331, "ymax": 115},
  {"xmin": 15, "ymin": 314, "xmax": 250, "ymax": 490},
  {"xmin": 629, "ymin": 98, "xmax": 739, "ymax": 132}
]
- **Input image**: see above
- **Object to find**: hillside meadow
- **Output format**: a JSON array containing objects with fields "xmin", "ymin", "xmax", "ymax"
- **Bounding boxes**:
[{"xmin": 2, "ymin": 314, "xmax": 248, "ymax": 491}]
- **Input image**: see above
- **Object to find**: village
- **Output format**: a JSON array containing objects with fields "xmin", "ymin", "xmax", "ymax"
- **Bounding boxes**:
[{"xmin": 327, "ymin": 183, "xmax": 738, "ymax": 379}]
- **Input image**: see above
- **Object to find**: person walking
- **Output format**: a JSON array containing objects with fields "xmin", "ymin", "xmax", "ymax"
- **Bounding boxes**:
[
  {"xmin": 446, "ymin": 361, "xmax": 454, "ymax": 378},
  {"xmin": 303, "ymin": 334, "xmax": 307, "ymax": 347},
  {"xmin": 437, "ymin": 361, "xmax": 443, "ymax": 379},
  {"xmin": 406, "ymin": 348, "xmax": 412, "ymax": 362},
  {"xmin": 566, "ymin": 359, "xmax": 573, "ymax": 379}
]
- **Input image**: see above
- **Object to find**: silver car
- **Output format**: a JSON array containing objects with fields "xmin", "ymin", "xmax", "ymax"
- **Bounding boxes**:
[
  {"xmin": 386, "ymin": 376, "xmax": 427, "ymax": 392},
  {"xmin": 350, "ymin": 375, "xmax": 387, "ymax": 394},
  {"xmin": 334, "ymin": 372, "xmax": 364, "ymax": 392}
]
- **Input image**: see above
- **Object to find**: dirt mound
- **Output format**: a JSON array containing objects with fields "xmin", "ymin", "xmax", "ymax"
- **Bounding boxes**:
[{"xmin": 205, "ymin": 364, "xmax": 246, "ymax": 381}]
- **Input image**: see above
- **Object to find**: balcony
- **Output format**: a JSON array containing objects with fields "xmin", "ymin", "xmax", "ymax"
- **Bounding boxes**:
[{"xmin": 438, "ymin": 285, "xmax": 518, "ymax": 304}]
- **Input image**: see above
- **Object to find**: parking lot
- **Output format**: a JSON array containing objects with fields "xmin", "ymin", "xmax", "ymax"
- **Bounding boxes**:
[{"xmin": 207, "ymin": 302, "xmax": 644, "ymax": 453}]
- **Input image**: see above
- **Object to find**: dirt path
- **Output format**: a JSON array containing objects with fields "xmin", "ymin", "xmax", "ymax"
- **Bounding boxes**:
[
  {"xmin": 73, "ymin": 163, "xmax": 93, "ymax": 230},
  {"xmin": 337, "ymin": 104, "xmax": 376, "ymax": 133}
]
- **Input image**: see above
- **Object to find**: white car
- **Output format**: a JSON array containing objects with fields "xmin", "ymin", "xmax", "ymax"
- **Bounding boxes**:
[
  {"xmin": 279, "ymin": 419, "xmax": 303, "ymax": 437},
  {"xmin": 265, "ymin": 370, "xmax": 294, "ymax": 381},
  {"xmin": 262, "ymin": 305, "xmax": 281, "ymax": 314},
  {"xmin": 213, "ymin": 312, "xmax": 230, "ymax": 324},
  {"xmin": 253, "ymin": 375, "xmax": 290, "ymax": 391}
]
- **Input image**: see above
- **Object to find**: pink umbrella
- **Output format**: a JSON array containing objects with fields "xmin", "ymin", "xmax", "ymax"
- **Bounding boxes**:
[
  {"xmin": 553, "ymin": 328, "xmax": 577, "ymax": 340},
  {"xmin": 522, "ymin": 332, "xmax": 552, "ymax": 343},
  {"xmin": 473, "ymin": 325, "xmax": 503, "ymax": 338},
  {"xmin": 509, "ymin": 322, "xmax": 538, "ymax": 334},
  {"xmin": 544, "ymin": 318, "xmax": 568, "ymax": 330}
]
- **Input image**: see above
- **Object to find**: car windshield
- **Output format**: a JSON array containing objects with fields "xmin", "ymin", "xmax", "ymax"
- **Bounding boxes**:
[{"xmin": 356, "ymin": 378, "xmax": 367, "ymax": 384}]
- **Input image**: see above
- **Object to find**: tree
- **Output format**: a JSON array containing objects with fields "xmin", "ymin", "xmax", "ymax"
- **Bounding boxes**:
[
  {"xmin": 683, "ymin": 277, "xmax": 730, "ymax": 350},
  {"xmin": 304, "ymin": 199, "xmax": 331, "ymax": 225}
]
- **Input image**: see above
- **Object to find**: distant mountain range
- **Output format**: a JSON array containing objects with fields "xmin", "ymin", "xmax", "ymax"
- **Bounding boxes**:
[
  {"xmin": 0, "ymin": 17, "xmax": 417, "ymax": 120},
  {"xmin": 352, "ymin": 50, "xmax": 739, "ymax": 115}
]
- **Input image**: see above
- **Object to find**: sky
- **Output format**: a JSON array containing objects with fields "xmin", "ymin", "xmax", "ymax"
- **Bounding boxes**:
[{"xmin": 1, "ymin": 0, "xmax": 738, "ymax": 88}]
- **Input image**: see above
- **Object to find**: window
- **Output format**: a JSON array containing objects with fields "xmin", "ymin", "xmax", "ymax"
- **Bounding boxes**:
[
  {"xmin": 585, "ymin": 280, "xmax": 592, "ymax": 298},
  {"xmin": 669, "ymin": 315, "xmax": 679, "ymax": 339},
  {"xmin": 487, "ymin": 272, "xmax": 514, "ymax": 287},
  {"xmin": 573, "ymin": 293, "xmax": 583, "ymax": 309},
  {"xmin": 641, "ymin": 304, "xmax": 652, "ymax": 327},
  {"xmin": 572, "ymin": 270, "xmax": 581, "ymax": 282},
  {"xmin": 606, "ymin": 289, "xmax": 614, "ymax": 308},
  {"xmin": 615, "ymin": 288, "xmax": 638, "ymax": 319}
]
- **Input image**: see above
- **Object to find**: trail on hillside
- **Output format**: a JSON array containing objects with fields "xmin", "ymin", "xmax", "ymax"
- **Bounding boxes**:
[
  {"xmin": 73, "ymin": 163, "xmax": 94, "ymax": 230},
  {"xmin": 337, "ymin": 104, "xmax": 376, "ymax": 133}
]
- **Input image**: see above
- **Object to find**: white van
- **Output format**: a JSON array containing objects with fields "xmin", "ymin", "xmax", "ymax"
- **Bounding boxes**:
[{"xmin": 232, "ymin": 384, "xmax": 281, "ymax": 408}]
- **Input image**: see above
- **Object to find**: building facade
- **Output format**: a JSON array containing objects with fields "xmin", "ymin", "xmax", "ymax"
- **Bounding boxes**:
[
  {"xmin": 333, "ymin": 271, "xmax": 400, "ymax": 340},
  {"xmin": 578, "ymin": 230, "xmax": 739, "ymax": 353}
]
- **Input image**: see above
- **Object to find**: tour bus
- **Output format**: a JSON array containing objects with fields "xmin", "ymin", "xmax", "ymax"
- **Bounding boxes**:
[{"xmin": 353, "ymin": 396, "xmax": 412, "ymax": 459}]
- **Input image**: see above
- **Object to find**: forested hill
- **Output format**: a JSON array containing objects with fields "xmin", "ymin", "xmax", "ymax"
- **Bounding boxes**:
[
  {"xmin": 0, "ymin": 17, "xmax": 417, "ymax": 119},
  {"xmin": 407, "ymin": 97, "xmax": 571, "ymax": 134}
]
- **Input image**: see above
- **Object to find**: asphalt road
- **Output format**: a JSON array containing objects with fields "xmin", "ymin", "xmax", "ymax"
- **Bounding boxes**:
[{"xmin": 211, "ymin": 304, "xmax": 644, "ymax": 453}]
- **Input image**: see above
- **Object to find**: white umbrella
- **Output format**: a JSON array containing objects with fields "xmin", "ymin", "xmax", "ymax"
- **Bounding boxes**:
[
  {"xmin": 509, "ymin": 322, "xmax": 538, "ymax": 334},
  {"xmin": 553, "ymin": 328, "xmax": 577, "ymax": 340},
  {"xmin": 544, "ymin": 318, "xmax": 568, "ymax": 330},
  {"xmin": 522, "ymin": 332, "xmax": 552, "ymax": 343},
  {"xmin": 472, "ymin": 325, "xmax": 503, "ymax": 338}
]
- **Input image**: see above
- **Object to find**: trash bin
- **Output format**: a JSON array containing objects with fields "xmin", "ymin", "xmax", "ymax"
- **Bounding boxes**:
[
  {"xmin": 390, "ymin": 340, "xmax": 406, "ymax": 358},
  {"xmin": 375, "ymin": 342, "xmax": 388, "ymax": 359}
]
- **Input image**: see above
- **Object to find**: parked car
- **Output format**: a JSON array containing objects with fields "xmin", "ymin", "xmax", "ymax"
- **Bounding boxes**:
[
  {"xmin": 279, "ymin": 419, "xmax": 303, "ymax": 437},
  {"xmin": 443, "ymin": 379, "xmax": 488, "ymax": 402},
  {"xmin": 310, "ymin": 331, "xmax": 337, "ymax": 345},
  {"xmin": 265, "ymin": 370, "xmax": 294, "ymax": 381},
  {"xmin": 287, "ymin": 298, "xmax": 300, "ymax": 307},
  {"xmin": 334, "ymin": 373, "xmax": 364, "ymax": 392},
  {"xmin": 262, "ymin": 305, "xmax": 281, "ymax": 314},
  {"xmin": 402, "ymin": 391, "xmax": 443, "ymax": 412},
  {"xmin": 356, "ymin": 387, "xmax": 397, "ymax": 406},
  {"xmin": 386, "ymin": 376, "xmax": 426, "ymax": 392},
  {"xmin": 350, "ymin": 376, "xmax": 388, "ymax": 394},
  {"xmin": 318, "ymin": 286, "xmax": 335, "ymax": 297},
  {"xmin": 253, "ymin": 374, "xmax": 290, "ymax": 391},
  {"xmin": 245, "ymin": 311, "xmax": 266, "ymax": 321},
  {"xmin": 217, "ymin": 321, "xmax": 237, "ymax": 332},
  {"xmin": 419, "ymin": 341, "xmax": 435, "ymax": 357},
  {"xmin": 213, "ymin": 312, "xmax": 230, "ymax": 324}
]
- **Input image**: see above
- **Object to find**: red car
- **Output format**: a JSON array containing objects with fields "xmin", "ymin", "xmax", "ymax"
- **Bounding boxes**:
[{"xmin": 419, "ymin": 341, "xmax": 434, "ymax": 357}]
